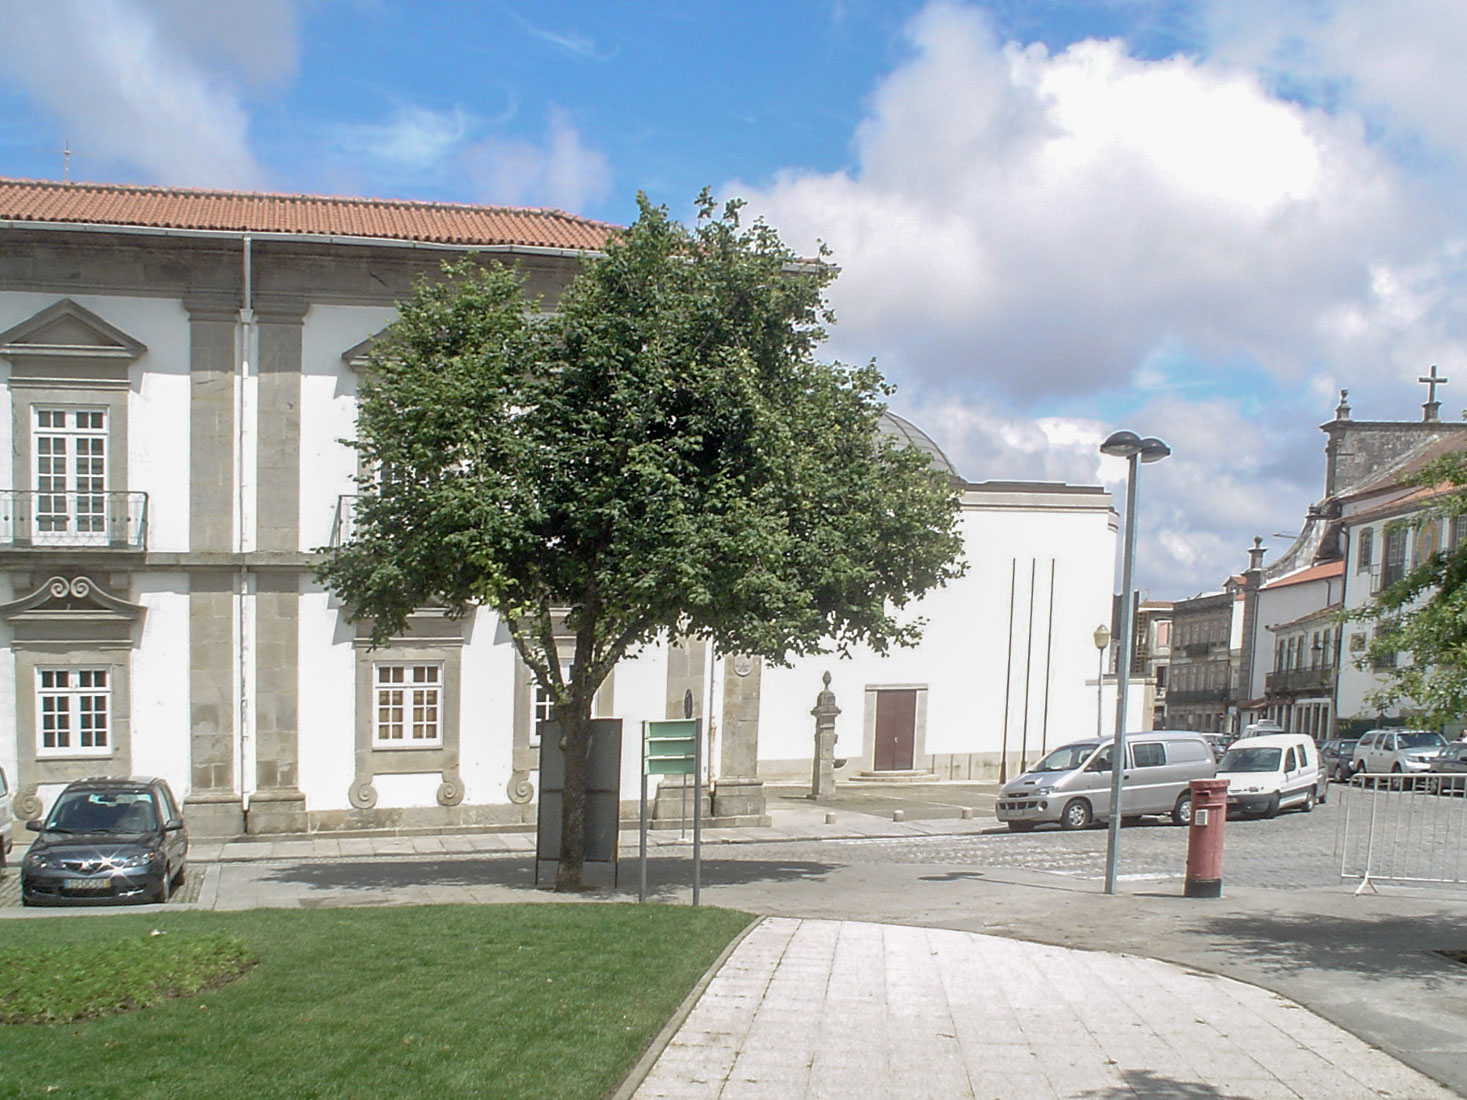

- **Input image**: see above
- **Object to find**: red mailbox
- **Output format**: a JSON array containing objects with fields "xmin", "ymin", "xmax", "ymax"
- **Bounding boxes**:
[{"xmin": 1184, "ymin": 777, "xmax": 1230, "ymax": 898}]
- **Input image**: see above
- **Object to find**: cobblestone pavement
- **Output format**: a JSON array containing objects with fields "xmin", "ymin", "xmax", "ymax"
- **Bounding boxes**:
[{"xmin": 704, "ymin": 797, "xmax": 1346, "ymax": 889}]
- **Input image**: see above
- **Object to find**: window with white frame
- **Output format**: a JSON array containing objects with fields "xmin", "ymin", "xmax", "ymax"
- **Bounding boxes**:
[
  {"xmin": 33, "ymin": 407, "xmax": 108, "ymax": 545},
  {"xmin": 37, "ymin": 668, "xmax": 110, "ymax": 756},
  {"xmin": 373, "ymin": 663, "xmax": 442, "ymax": 746}
]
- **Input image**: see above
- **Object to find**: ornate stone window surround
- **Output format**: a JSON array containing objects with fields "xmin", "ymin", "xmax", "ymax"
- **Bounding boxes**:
[
  {"xmin": 350, "ymin": 612, "xmax": 466, "ymax": 810},
  {"xmin": 0, "ymin": 575, "xmax": 144, "ymax": 819}
]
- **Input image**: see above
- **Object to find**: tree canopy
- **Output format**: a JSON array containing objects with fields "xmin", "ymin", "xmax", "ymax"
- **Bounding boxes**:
[
  {"xmin": 317, "ymin": 192, "xmax": 965, "ymax": 887},
  {"xmin": 1353, "ymin": 448, "xmax": 1467, "ymax": 727}
]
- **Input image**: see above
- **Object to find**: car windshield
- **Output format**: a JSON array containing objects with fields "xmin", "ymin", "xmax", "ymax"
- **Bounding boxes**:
[
  {"xmin": 1030, "ymin": 743, "xmax": 1098, "ymax": 772},
  {"xmin": 1219, "ymin": 747, "xmax": 1282, "ymax": 773},
  {"xmin": 46, "ymin": 791, "xmax": 157, "ymax": 834},
  {"xmin": 1400, "ymin": 733, "xmax": 1447, "ymax": 750}
]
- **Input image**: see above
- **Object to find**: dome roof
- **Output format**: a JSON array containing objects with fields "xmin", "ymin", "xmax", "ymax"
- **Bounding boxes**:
[{"xmin": 877, "ymin": 412, "xmax": 961, "ymax": 481}]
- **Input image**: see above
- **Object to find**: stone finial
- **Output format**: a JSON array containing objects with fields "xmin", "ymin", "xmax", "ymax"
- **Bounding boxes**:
[
  {"xmin": 1335, "ymin": 389, "xmax": 1351, "ymax": 421},
  {"xmin": 1247, "ymin": 536, "xmax": 1265, "ymax": 572}
]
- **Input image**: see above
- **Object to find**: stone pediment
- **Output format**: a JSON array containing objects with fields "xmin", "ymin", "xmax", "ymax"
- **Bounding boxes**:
[
  {"xmin": 341, "ymin": 330, "xmax": 388, "ymax": 370},
  {"xmin": 0, "ymin": 299, "xmax": 145, "ymax": 389},
  {"xmin": 0, "ymin": 576, "xmax": 145, "ymax": 646}
]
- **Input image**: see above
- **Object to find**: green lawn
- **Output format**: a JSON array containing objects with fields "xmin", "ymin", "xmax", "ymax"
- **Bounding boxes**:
[{"xmin": 0, "ymin": 904, "xmax": 753, "ymax": 1100}]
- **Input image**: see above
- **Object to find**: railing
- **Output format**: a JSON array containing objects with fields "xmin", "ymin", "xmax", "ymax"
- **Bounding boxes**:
[
  {"xmin": 1335, "ymin": 773, "xmax": 1467, "ymax": 892},
  {"xmin": 331, "ymin": 495, "xmax": 359, "ymax": 547},
  {"xmin": 0, "ymin": 490, "xmax": 147, "ymax": 550},
  {"xmin": 1264, "ymin": 667, "xmax": 1336, "ymax": 694},
  {"xmin": 1165, "ymin": 688, "xmax": 1229, "ymax": 705}
]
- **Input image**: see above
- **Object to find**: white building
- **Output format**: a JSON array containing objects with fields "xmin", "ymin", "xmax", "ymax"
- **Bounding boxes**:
[{"xmin": 0, "ymin": 178, "xmax": 1120, "ymax": 836}]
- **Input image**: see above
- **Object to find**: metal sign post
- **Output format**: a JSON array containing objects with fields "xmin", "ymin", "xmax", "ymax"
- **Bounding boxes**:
[{"xmin": 639, "ymin": 718, "xmax": 701, "ymax": 904}]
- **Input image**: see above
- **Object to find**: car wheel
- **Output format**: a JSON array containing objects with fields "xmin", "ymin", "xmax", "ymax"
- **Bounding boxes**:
[
  {"xmin": 1389, "ymin": 763, "xmax": 1404, "ymax": 791},
  {"xmin": 1263, "ymin": 794, "xmax": 1281, "ymax": 819},
  {"xmin": 1301, "ymin": 790, "xmax": 1315, "ymax": 813},
  {"xmin": 172, "ymin": 862, "xmax": 186, "ymax": 887},
  {"xmin": 1172, "ymin": 792, "xmax": 1193, "ymax": 826},
  {"xmin": 1059, "ymin": 798, "xmax": 1092, "ymax": 830},
  {"xmin": 1006, "ymin": 821, "xmax": 1036, "ymax": 833}
]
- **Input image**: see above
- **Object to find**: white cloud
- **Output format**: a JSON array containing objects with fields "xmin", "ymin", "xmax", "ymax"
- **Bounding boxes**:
[
  {"xmin": 728, "ymin": 0, "xmax": 1467, "ymax": 595},
  {"xmin": 461, "ymin": 110, "xmax": 612, "ymax": 213},
  {"xmin": 736, "ymin": 3, "xmax": 1424, "ymax": 406},
  {"xmin": 332, "ymin": 104, "xmax": 474, "ymax": 177},
  {"xmin": 0, "ymin": 0, "xmax": 277, "ymax": 187}
]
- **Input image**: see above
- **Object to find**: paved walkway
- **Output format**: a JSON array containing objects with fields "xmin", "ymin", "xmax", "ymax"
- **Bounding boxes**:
[{"xmin": 632, "ymin": 917, "xmax": 1452, "ymax": 1100}]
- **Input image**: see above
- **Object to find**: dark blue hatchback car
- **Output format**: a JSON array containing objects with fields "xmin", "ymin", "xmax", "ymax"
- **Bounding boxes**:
[{"xmin": 20, "ymin": 777, "xmax": 187, "ymax": 906}]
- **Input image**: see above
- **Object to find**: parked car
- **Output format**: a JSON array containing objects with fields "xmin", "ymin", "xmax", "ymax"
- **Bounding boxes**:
[
  {"xmin": 20, "ymin": 777, "xmax": 187, "ymax": 906},
  {"xmin": 1201, "ymin": 734, "xmax": 1233, "ymax": 762},
  {"xmin": 1215, "ymin": 733, "xmax": 1326, "ymax": 818},
  {"xmin": 1320, "ymin": 738, "xmax": 1360, "ymax": 782},
  {"xmin": 995, "ymin": 731, "xmax": 1216, "ymax": 832},
  {"xmin": 1349, "ymin": 729, "xmax": 1448, "ymax": 779},
  {"xmin": 1238, "ymin": 721, "xmax": 1285, "ymax": 740},
  {"xmin": 1428, "ymin": 743, "xmax": 1467, "ymax": 795},
  {"xmin": 0, "ymin": 764, "xmax": 13, "ymax": 877}
]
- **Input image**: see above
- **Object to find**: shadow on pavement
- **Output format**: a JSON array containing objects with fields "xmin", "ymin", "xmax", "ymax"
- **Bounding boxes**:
[
  {"xmin": 1075, "ymin": 1071, "xmax": 1255, "ymax": 1099},
  {"xmin": 1194, "ymin": 910, "xmax": 1467, "ymax": 987},
  {"xmin": 259, "ymin": 856, "xmax": 839, "ymax": 894}
]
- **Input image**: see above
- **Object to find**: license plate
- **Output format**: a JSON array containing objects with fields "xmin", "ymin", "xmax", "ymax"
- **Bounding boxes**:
[{"xmin": 63, "ymin": 878, "xmax": 111, "ymax": 891}]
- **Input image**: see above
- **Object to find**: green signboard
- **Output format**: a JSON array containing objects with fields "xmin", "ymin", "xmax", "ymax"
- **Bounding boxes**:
[{"xmin": 643, "ymin": 719, "xmax": 698, "ymax": 776}]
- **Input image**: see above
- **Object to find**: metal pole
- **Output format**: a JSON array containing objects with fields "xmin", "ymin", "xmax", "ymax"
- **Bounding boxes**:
[
  {"xmin": 639, "ymin": 768, "xmax": 648, "ymax": 903},
  {"xmin": 1096, "ymin": 644, "xmax": 1105, "ymax": 738},
  {"xmin": 693, "ymin": 718, "xmax": 703, "ymax": 907},
  {"xmin": 1105, "ymin": 452, "xmax": 1141, "ymax": 895},
  {"xmin": 1040, "ymin": 559, "xmax": 1056, "ymax": 758},
  {"xmin": 1019, "ymin": 558, "xmax": 1037, "ymax": 772},
  {"xmin": 999, "ymin": 558, "xmax": 1017, "ymax": 784}
]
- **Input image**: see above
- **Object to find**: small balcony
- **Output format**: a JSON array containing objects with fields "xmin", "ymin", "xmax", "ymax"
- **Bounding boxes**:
[
  {"xmin": 331, "ymin": 495, "xmax": 359, "ymax": 547},
  {"xmin": 0, "ymin": 490, "xmax": 147, "ymax": 551},
  {"xmin": 1165, "ymin": 687, "xmax": 1229, "ymax": 705},
  {"xmin": 1264, "ymin": 667, "xmax": 1337, "ymax": 695}
]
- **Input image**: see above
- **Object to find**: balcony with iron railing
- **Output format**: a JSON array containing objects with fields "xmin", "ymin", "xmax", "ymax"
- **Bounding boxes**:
[
  {"xmin": 1165, "ymin": 687, "xmax": 1229, "ymax": 705},
  {"xmin": 332, "ymin": 495, "xmax": 359, "ymax": 547},
  {"xmin": 0, "ymin": 490, "xmax": 147, "ymax": 551},
  {"xmin": 1264, "ymin": 666, "xmax": 1337, "ymax": 695}
]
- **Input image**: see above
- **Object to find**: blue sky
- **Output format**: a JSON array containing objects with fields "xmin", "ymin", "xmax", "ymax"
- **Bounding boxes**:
[{"xmin": 3, "ymin": 0, "xmax": 1466, "ymax": 600}]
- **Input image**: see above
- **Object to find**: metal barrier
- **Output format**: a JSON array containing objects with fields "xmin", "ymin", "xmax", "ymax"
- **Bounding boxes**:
[{"xmin": 1335, "ymin": 772, "xmax": 1467, "ymax": 892}]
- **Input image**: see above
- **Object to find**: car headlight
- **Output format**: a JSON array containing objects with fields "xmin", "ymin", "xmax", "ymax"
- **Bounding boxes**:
[
  {"xmin": 24, "ymin": 851, "xmax": 59, "ymax": 869},
  {"xmin": 115, "ymin": 851, "xmax": 161, "ymax": 869},
  {"xmin": 1033, "ymin": 787, "xmax": 1053, "ymax": 797}
]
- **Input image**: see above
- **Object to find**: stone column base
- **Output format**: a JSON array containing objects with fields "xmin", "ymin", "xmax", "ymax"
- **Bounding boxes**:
[
  {"xmin": 652, "ymin": 775, "xmax": 711, "ymax": 822},
  {"xmin": 183, "ymin": 791, "xmax": 245, "ymax": 838},
  {"xmin": 712, "ymin": 776, "xmax": 769, "ymax": 824},
  {"xmin": 245, "ymin": 788, "xmax": 308, "ymax": 835}
]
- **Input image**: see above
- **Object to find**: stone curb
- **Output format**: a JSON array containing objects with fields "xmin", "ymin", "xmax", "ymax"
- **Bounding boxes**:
[{"xmin": 605, "ymin": 915, "xmax": 765, "ymax": 1100}]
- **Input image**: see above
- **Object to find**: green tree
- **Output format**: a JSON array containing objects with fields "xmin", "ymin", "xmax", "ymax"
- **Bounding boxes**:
[
  {"xmin": 1353, "ymin": 449, "xmax": 1467, "ymax": 727},
  {"xmin": 317, "ymin": 193, "xmax": 964, "ymax": 889}
]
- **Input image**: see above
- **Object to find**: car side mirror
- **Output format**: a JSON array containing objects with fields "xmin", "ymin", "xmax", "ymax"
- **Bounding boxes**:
[
  {"xmin": 24, "ymin": 819, "xmax": 41, "ymax": 832},
  {"xmin": 163, "ymin": 818, "xmax": 184, "ymax": 833}
]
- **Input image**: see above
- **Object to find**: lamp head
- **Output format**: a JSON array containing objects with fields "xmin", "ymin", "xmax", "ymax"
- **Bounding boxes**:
[
  {"xmin": 1099, "ymin": 429, "xmax": 1171, "ymax": 464},
  {"xmin": 1093, "ymin": 624, "xmax": 1111, "ymax": 650}
]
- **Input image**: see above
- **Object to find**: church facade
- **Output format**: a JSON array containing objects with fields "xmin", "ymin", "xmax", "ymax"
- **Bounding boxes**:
[{"xmin": 0, "ymin": 178, "xmax": 1119, "ymax": 837}]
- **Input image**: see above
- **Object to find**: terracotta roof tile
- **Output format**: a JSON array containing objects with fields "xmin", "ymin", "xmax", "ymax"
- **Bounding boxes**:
[
  {"xmin": 1261, "ymin": 560, "xmax": 1343, "ymax": 591},
  {"xmin": 0, "ymin": 177, "xmax": 619, "ymax": 251}
]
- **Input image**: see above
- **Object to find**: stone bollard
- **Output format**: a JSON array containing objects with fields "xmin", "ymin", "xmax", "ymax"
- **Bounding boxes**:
[{"xmin": 809, "ymin": 671, "xmax": 841, "ymax": 799}]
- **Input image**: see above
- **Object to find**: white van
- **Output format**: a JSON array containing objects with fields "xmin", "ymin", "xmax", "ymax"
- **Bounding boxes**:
[
  {"xmin": 1215, "ymin": 733, "xmax": 1326, "ymax": 817},
  {"xmin": 995, "ymin": 731, "xmax": 1217, "ymax": 832}
]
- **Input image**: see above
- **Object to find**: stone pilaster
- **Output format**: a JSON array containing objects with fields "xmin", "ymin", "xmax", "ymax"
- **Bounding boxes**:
[{"xmin": 713, "ymin": 654, "xmax": 769, "ymax": 824}]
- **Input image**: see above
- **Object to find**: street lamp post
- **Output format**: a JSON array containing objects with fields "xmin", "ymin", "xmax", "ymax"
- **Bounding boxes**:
[
  {"xmin": 1092, "ymin": 624, "xmax": 1111, "ymax": 738},
  {"xmin": 1100, "ymin": 429, "xmax": 1171, "ymax": 896}
]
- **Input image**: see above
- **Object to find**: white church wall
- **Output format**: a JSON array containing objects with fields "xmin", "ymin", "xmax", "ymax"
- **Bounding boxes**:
[
  {"xmin": 129, "ymin": 575, "xmax": 191, "ymax": 795},
  {"xmin": 298, "ymin": 304, "xmax": 397, "ymax": 553},
  {"xmin": 755, "ymin": 486, "xmax": 1117, "ymax": 781},
  {"xmin": 296, "ymin": 586, "xmax": 358, "ymax": 813}
]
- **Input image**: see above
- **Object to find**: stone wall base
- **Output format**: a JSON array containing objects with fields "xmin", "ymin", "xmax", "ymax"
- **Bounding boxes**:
[{"xmin": 183, "ymin": 791, "xmax": 246, "ymax": 838}]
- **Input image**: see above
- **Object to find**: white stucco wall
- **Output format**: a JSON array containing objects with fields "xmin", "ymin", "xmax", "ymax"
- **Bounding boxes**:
[
  {"xmin": 755, "ymin": 486, "xmax": 1117, "ymax": 776},
  {"xmin": 129, "ymin": 574, "xmax": 191, "ymax": 794}
]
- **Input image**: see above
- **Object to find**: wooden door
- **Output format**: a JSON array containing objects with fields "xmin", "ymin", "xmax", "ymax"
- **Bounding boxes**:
[{"xmin": 873, "ymin": 689, "xmax": 916, "ymax": 771}]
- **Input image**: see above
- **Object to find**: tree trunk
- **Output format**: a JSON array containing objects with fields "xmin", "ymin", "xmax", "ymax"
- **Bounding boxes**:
[{"xmin": 554, "ymin": 700, "xmax": 592, "ymax": 890}]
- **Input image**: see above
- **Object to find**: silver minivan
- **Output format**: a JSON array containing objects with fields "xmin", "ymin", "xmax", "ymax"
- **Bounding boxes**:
[{"xmin": 995, "ymin": 732, "xmax": 1217, "ymax": 832}]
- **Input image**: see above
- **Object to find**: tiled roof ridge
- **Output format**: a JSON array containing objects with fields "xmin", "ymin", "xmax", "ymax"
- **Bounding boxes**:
[{"xmin": 0, "ymin": 175, "xmax": 619, "ymax": 230}]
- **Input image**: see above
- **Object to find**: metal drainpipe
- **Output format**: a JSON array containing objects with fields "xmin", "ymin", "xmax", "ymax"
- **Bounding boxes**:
[{"xmin": 238, "ymin": 235, "xmax": 255, "ymax": 816}]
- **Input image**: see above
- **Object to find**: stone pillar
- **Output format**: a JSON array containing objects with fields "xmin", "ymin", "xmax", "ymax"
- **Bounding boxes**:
[
  {"xmin": 712, "ymin": 654, "xmax": 769, "ymax": 824},
  {"xmin": 809, "ymin": 671, "xmax": 840, "ymax": 799},
  {"xmin": 246, "ymin": 303, "xmax": 307, "ymax": 834},
  {"xmin": 184, "ymin": 302, "xmax": 244, "ymax": 837}
]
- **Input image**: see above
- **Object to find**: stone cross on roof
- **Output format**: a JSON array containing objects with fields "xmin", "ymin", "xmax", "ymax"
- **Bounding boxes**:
[{"xmin": 1420, "ymin": 364, "xmax": 1449, "ymax": 422}]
